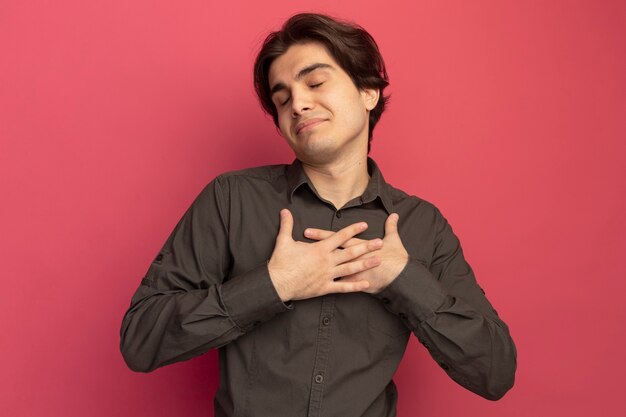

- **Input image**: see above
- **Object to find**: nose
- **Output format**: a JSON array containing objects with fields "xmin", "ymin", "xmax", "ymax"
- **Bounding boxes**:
[{"xmin": 290, "ymin": 87, "xmax": 314, "ymax": 118}]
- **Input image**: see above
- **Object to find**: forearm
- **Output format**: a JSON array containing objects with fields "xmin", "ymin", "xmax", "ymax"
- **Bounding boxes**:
[
  {"xmin": 374, "ymin": 260, "xmax": 516, "ymax": 400},
  {"xmin": 120, "ymin": 285, "xmax": 236, "ymax": 373},
  {"xmin": 120, "ymin": 263, "xmax": 291, "ymax": 373},
  {"xmin": 414, "ymin": 296, "xmax": 516, "ymax": 400}
]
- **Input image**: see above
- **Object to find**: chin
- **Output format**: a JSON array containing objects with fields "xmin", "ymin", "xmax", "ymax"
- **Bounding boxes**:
[{"xmin": 302, "ymin": 137, "xmax": 337, "ymax": 153}]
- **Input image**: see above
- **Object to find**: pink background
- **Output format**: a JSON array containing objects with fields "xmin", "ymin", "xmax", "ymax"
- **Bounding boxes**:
[{"xmin": 2, "ymin": 1, "xmax": 625, "ymax": 416}]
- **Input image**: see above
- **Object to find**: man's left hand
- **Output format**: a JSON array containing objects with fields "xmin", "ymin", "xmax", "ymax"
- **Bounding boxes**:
[{"xmin": 303, "ymin": 213, "xmax": 409, "ymax": 294}]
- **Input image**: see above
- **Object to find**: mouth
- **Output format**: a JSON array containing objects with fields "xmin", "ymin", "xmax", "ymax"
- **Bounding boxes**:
[{"xmin": 295, "ymin": 118, "xmax": 327, "ymax": 135}]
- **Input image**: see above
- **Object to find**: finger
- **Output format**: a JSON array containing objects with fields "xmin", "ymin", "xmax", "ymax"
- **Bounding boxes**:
[
  {"xmin": 334, "ymin": 274, "xmax": 361, "ymax": 283},
  {"xmin": 385, "ymin": 213, "xmax": 400, "ymax": 236},
  {"xmin": 304, "ymin": 228, "xmax": 365, "ymax": 248},
  {"xmin": 276, "ymin": 209, "xmax": 294, "ymax": 243},
  {"xmin": 328, "ymin": 279, "xmax": 370, "ymax": 294},
  {"xmin": 333, "ymin": 255, "xmax": 381, "ymax": 277},
  {"xmin": 303, "ymin": 228, "xmax": 334, "ymax": 240},
  {"xmin": 321, "ymin": 222, "xmax": 368, "ymax": 250},
  {"xmin": 333, "ymin": 238, "xmax": 382, "ymax": 264}
]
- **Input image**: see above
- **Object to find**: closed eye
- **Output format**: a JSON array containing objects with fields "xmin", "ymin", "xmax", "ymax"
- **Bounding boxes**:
[{"xmin": 279, "ymin": 83, "xmax": 324, "ymax": 106}]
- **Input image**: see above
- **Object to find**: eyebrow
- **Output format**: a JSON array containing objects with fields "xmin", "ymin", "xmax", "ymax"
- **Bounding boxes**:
[{"xmin": 270, "ymin": 63, "xmax": 334, "ymax": 97}]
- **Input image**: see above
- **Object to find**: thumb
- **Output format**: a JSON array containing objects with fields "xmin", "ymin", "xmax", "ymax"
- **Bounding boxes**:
[
  {"xmin": 276, "ymin": 209, "xmax": 294, "ymax": 242},
  {"xmin": 385, "ymin": 213, "xmax": 400, "ymax": 237}
]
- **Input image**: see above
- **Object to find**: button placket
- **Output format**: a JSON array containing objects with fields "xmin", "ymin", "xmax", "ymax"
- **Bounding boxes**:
[
  {"xmin": 329, "ymin": 207, "xmax": 344, "ymax": 234},
  {"xmin": 307, "ymin": 296, "xmax": 335, "ymax": 417}
]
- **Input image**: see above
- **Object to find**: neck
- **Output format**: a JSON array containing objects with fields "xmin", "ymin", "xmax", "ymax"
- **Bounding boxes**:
[{"xmin": 301, "ymin": 152, "xmax": 370, "ymax": 210}]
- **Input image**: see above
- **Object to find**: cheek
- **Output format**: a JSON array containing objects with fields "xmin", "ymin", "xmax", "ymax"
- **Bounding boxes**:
[
  {"xmin": 276, "ymin": 113, "xmax": 290, "ymax": 136},
  {"xmin": 329, "ymin": 90, "xmax": 366, "ymax": 113},
  {"xmin": 334, "ymin": 93, "xmax": 367, "ymax": 126}
]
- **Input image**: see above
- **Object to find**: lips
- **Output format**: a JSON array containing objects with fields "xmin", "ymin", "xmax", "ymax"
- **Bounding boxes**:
[{"xmin": 295, "ymin": 118, "xmax": 327, "ymax": 135}]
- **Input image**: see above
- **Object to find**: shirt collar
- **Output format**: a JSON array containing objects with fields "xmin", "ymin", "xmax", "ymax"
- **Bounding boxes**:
[{"xmin": 286, "ymin": 156, "xmax": 394, "ymax": 214}]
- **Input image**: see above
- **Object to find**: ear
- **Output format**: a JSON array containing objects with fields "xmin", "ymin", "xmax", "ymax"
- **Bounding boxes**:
[{"xmin": 361, "ymin": 87, "xmax": 380, "ymax": 111}]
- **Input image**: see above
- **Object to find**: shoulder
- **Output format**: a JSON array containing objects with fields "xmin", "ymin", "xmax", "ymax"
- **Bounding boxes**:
[
  {"xmin": 213, "ymin": 164, "xmax": 291, "ymax": 196},
  {"xmin": 194, "ymin": 163, "xmax": 289, "ymax": 204},
  {"xmin": 191, "ymin": 163, "xmax": 290, "ymax": 221},
  {"xmin": 385, "ymin": 182, "xmax": 444, "ymax": 223},
  {"xmin": 216, "ymin": 163, "xmax": 289, "ymax": 184},
  {"xmin": 196, "ymin": 163, "xmax": 291, "ymax": 193}
]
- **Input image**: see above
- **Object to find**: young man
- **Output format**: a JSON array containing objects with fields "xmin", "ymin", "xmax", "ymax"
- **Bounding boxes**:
[{"xmin": 120, "ymin": 13, "xmax": 517, "ymax": 417}]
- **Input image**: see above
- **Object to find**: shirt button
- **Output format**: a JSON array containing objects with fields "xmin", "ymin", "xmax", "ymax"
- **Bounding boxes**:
[
  {"xmin": 155, "ymin": 254, "xmax": 163, "ymax": 262},
  {"xmin": 315, "ymin": 374, "xmax": 324, "ymax": 384},
  {"xmin": 399, "ymin": 313, "xmax": 407, "ymax": 320},
  {"xmin": 336, "ymin": 211, "xmax": 342, "ymax": 218},
  {"xmin": 322, "ymin": 317, "xmax": 331, "ymax": 326}
]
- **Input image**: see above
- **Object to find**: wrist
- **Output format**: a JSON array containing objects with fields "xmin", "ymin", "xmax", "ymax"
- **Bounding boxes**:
[
  {"xmin": 388, "ymin": 256, "xmax": 409, "ymax": 285},
  {"xmin": 267, "ymin": 260, "xmax": 291, "ymax": 302}
]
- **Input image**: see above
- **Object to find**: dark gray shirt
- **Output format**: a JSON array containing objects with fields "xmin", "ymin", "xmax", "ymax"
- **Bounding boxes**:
[{"xmin": 120, "ymin": 157, "xmax": 516, "ymax": 417}]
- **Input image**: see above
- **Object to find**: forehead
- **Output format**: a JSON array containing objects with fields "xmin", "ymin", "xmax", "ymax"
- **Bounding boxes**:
[{"xmin": 268, "ymin": 42, "xmax": 339, "ymax": 86}]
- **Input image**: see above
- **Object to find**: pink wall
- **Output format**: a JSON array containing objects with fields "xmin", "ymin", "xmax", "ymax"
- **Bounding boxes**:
[{"xmin": 2, "ymin": 1, "xmax": 625, "ymax": 416}]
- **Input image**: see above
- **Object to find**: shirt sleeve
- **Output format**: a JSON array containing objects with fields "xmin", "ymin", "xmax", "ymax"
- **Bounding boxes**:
[
  {"xmin": 119, "ymin": 176, "xmax": 292, "ymax": 373},
  {"xmin": 373, "ymin": 206, "xmax": 517, "ymax": 400}
]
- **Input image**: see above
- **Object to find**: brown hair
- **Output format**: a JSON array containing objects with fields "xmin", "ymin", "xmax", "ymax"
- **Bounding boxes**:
[{"xmin": 253, "ymin": 13, "xmax": 390, "ymax": 153}]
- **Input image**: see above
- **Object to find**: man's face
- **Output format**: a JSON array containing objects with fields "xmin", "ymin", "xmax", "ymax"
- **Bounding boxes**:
[{"xmin": 268, "ymin": 42, "xmax": 379, "ymax": 163}]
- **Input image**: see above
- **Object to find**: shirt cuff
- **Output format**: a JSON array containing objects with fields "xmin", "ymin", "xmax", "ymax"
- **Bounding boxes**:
[
  {"xmin": 219, "ymin": 262, "xmax": 293, "ymax": 332},
  {"xmin": 373, "ymin": 258, "xmax": 448, "ymax": 328}
]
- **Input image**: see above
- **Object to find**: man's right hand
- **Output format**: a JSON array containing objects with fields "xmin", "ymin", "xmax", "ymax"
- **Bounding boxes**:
[{"xmin": 268, "ymin": 208, "xmax": 383, "ymax": 302}]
